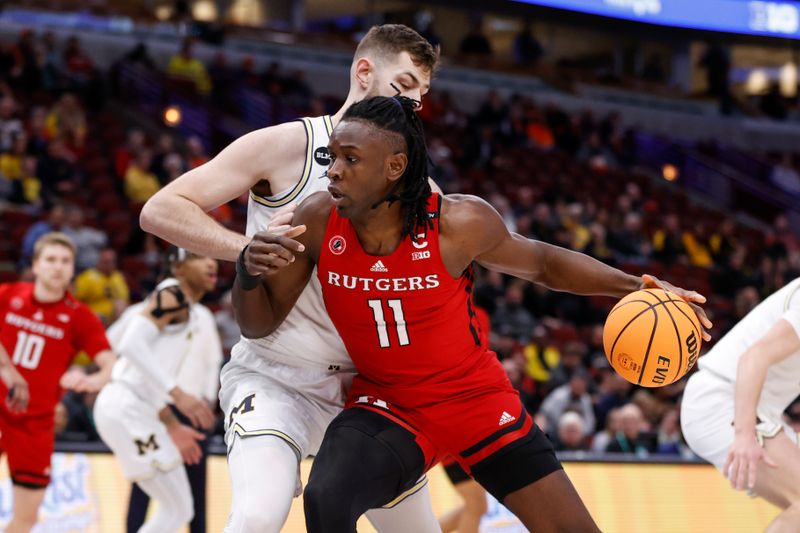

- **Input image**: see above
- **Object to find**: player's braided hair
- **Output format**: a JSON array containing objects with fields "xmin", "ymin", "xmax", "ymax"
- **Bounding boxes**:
[{"xmin": 342, "ymin": 94, "xmax": 432, "ymax": 240}]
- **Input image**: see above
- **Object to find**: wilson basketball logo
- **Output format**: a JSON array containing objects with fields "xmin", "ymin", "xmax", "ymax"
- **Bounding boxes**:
[
  {"xmin": 616, "ymin": 353, "xmax": 640, "ymax": 373},
  {"xmin": 329, "ymin": 236, "xmax": 346, "ymax": 255}
]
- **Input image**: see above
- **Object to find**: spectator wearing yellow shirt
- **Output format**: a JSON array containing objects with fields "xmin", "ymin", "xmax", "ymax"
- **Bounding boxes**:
[
  {"xmin": 124, "ymin": 149, "xmax": 160, "ymax": 204},
  {"xmin": 167, "ymin": 37, "xmax": 211, "ymax": 95},
  {"xmin": 0, "ymin": 131, "xmax": 27, "ymax": 180},
  {"xmin": 74, "ymin": 248, "xmax": 130, "ymax": 325},
  {"xmin": 44, "ymin": 93, "xmax": 87, "ymax": 149}
]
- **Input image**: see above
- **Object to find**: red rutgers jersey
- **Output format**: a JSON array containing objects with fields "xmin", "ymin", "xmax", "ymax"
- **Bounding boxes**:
[
  {"xmin": 0, "ymin": 282, "xmax": 110, "ymax": 417},
  {"xmin": 318, "ymin": 193, "xmax": 509, "ymax": 408}
]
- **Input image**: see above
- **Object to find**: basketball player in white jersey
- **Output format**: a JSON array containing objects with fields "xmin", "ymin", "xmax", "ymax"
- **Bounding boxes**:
[
  {"xmin": 93, "ymin": 249, "xmax": 219, "ymax": 533},
  {"xmin": 682, "ymin": 278, "xmax": 800, "ymax": 532},
  {"xmin": 140, "ymin": 25, "xmax": 442, "ymax": 532}
]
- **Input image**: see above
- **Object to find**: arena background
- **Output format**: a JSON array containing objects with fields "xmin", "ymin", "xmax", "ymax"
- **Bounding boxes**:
[{"xmin": 0, "ymin": 0, "xmax": 799, "ymax": 531}]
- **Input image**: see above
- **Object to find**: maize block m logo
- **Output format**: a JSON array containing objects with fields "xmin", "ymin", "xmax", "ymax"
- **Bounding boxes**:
[{"xmin": 134, "ymin": 434, "xmax": 159, "ymax": 456}]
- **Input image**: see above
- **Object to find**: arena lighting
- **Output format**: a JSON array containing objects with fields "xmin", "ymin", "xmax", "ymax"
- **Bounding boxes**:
[
  {"xmin": 163, "ymin": 105, "xmax": 182, "ymax": 127},
  {"xmin": 513, "ymin": 0, "xmax": 800, "ymax": 39},
  {"xmin": 662, "ymin": 163, "xmax": 679, "ymax": 182}
]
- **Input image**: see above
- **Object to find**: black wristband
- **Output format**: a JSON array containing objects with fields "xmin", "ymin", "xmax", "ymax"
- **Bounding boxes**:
[{"xmin": 236, "ymin": 246, "xmax": 262, "ymax": 291}]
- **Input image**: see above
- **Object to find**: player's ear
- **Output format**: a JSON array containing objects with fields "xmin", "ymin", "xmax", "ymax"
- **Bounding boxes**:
[
  {"xmin": 353, "ymin": 57, "xmax": 373, "ymax": 91},
  {"xmin": 386, "ymin": 153, "xmax": 407, "ymax": 183}
]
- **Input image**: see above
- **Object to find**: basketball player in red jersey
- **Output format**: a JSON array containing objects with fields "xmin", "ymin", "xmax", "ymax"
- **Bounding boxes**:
[
  {"xmin": 0, "ymin": 232, "xmax": 116, "ymax": 533},
  {"xmin": 233, "ymin": 96, "xmax": 712, "ymax": 532}
]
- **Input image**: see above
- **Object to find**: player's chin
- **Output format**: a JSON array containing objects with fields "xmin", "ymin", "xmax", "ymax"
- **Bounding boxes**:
[{"xmin": 334, "ymin": 203, "xmax": 353, "ymax": 217}]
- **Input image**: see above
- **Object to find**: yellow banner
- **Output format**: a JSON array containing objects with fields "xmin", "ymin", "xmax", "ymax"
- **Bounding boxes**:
[{"xmin": 0, "ymin": 454, "xmax": 780, "ymax": 532}]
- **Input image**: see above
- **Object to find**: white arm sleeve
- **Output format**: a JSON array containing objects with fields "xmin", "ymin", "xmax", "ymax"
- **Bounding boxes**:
[{"xmin": 117, "ymin": 313, "xmax": 177, "ymax": 394}]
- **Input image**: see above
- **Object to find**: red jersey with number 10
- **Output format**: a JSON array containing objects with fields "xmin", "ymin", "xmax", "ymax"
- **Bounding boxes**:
[
  {"xmin": 318, "ymin": 193, "xmax": 511, "ymax": 409},
  {"xmin": 0, "ymin": 282, "xmax": 110, "ymax": 417}
]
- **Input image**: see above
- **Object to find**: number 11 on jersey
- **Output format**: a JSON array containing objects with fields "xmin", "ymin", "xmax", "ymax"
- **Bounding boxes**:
[{"xmin": 367, "ymin": 299, "xmax": 410, "ymax": 348}]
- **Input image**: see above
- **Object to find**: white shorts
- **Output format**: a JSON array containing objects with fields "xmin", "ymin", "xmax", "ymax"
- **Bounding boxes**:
[
  {"xmin": 219, "ymin": 346, "xmax": 354, "ymax": 459},
  {"xmin": 94, "ymin": 382, "xmax": 182, "ymax": 481},
  {"xmin": 681, "ymin": 369, "xmax": 796, "ymax": 472}
]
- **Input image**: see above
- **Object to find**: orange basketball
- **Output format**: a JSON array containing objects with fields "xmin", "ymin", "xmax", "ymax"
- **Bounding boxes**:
[{"xmin": 603, "ymin": 288, "xmax": 702, "ymax": 387}]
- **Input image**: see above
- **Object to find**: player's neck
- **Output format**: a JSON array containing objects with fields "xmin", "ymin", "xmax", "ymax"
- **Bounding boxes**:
[
  {"xmin": 331, "ymin": 92, "xmax": 363, "ymax": 126},
  {"xmin": 177, "ymin": 280, "xmax": 203, "ymax": 304},
  {"xmin": 33, "ymin": 281, "xmax": 65, "ymax": 303},
  {"xmin": 350, "ymin": 202, "xmax": 404, "ymax": 256}
]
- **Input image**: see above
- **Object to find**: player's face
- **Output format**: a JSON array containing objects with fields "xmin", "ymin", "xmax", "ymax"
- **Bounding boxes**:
[
  {"xmin": 327, "ymin": 120, "xmax": 406, "ymax": 219},
  {"xmin": 32, "ymin": 244, "xmax": 74, "ymax": 292},
  {"xmin": 367, "ymin": 52, "xmax": 431, "ymax": 106},
  {"xmin": 178, "ymin": 255, "xmax": 218, "ymax": 294}
]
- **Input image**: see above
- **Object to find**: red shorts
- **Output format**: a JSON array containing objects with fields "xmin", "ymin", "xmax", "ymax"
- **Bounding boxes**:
[
  {"xmin": 0, "ymin": 409, "xmax": 55, "ymax": 488},
  {"xmin": 346, "ymin": 378, "xmax": 534, "ymax": 475}
]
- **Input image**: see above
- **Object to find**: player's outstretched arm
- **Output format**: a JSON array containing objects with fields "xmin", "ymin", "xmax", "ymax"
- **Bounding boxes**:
[
  {"xmin": 140, "ymin": 122, "xmax": 306, "ymax": 262},
  {"xmin": 60, "ymin": 350, "xmax": 116, "ymax": 393},
  {"xmin": 724, "ymin": 316, "xmax": 800, "ymax": 492},
  {"xmin": 444, "ymin": 194, "xmax": 642, "ymax": 297},
  {"xmin": 443, "ymin": 195, "xmax": 711, "ymax": 334},
  {"xmin": 233, "ymin": 192, "xmax": 330, "ymax": 339}
]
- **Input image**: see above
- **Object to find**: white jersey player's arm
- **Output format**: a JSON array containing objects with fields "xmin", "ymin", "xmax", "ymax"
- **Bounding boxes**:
[
  {"xmin": 118, "ymin": 288, "xmax": 215, "ymax": 429},
  {"xmin": 140, "ymin": 122, "xmax": 308, "ymax": 262},
  {"xmin": 732, "ymin": 313, "xmax": 800, "ymax": 436},
  {"xmin": 724, "ymin": 310, "xmax": 800, "ymax": 491}
]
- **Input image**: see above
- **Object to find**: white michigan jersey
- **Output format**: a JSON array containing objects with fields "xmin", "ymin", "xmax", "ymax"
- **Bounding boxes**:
[
  {"xmin": 107, "ymin": 278, "xmax": 210, "ymax": 408},
  {"xmin": 699, "ymin": 276, "xmax": 800, "ymax": 415},
  {"xmin": 239, "ymin": 114, "xmax": 352, "ymax": 372}
]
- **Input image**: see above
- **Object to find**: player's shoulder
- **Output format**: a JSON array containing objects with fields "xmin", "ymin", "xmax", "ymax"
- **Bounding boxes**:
[
  {"xmin": 63, "ymin": 291, "xmax": 101, "ymax": 318},
  {"xmin": 243, "ymin": 120, "xmax": 308, "ymax": 149},
  {"xmin": 0, "ymin": 281, "xmax": 30, "ymax": 307},
  {"xmin": 440, "ymin": 194, "xmax": 498, "ymax": 231},
  {"xmin": 192, "ymin": 302, "xmax": 215, "ymax": 321},
  {"xmin": 295, "ymin": 191, "xmax": 334, "ymax": 224}
]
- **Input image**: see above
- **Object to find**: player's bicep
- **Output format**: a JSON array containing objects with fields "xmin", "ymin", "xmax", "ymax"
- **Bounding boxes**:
[
  {"xmin": 156, "ymin": 124, "xmax": 302, "ymax": 211},
  {"xmin": 457, "ymin": 197, "xmax": 546, "ymax": 281},
  {"xmin": 475, "ymin": 231, "xmax": 547, "ymax": 282},
  {"xmin": 752, "ymin": 316, "xmax": 800, "ymax": 367}
]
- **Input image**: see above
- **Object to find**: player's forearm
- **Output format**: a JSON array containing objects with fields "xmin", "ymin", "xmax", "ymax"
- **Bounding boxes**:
[
  {"xmin": 93, "ymin": 350, "xmax": 116, "ymax": 382},
  {"xmin": 140, "ymin": 192, "xmax": 249, "ymax": 262},
  {"xmin": 158, "ymin": 406, "xmax": 180, "ymax": 428},
  {"xmin": 232, "ymin": 278, "xmax": 279, "ymax": 339},
  {"xmin": 536, "ymin": 242, "xmax": 641, "ymax": 297},
  {"xmin": 0, "ymin": 343, "xmax": 15, "ymax": 369},
  {"xmin": 733, "ymin": 350, "xmax": 766, "ymax": 435}
]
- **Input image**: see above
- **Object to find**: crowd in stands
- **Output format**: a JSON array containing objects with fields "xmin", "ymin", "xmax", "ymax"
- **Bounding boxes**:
[{"xmin": 0, "ymin": 27, "xmax": 798, "ymax": 458}]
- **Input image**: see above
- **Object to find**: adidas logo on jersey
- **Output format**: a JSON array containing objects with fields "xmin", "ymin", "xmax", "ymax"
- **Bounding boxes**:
[
  {"xmin": 498, "ymin": 411, "xmax": 516, "ymax": 426},
  {"xmin": 370, "ymin": 260, "xmax": 389, "ymax": 273}
]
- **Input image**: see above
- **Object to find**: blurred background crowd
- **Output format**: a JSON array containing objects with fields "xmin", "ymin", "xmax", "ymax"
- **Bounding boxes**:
[{"xmin": 0, "ymin": 0, "xmax": 799, "ymax": 459}]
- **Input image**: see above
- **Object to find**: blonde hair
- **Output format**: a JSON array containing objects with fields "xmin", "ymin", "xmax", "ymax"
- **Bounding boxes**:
[{"xmin": 32, "ymin": 232, "xmax": 76, "ymax": 261}]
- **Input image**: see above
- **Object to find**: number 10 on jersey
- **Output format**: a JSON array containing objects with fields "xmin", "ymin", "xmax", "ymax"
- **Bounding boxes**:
[{"xmin": 367, "ymin": 299, "xmax": 410, "ymax": 348}]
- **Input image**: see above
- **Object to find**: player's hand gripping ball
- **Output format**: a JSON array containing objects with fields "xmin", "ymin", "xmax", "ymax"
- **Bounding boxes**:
[{"xmin": 603, "ymin": 288, "xmax": 702, "ymax": 387}]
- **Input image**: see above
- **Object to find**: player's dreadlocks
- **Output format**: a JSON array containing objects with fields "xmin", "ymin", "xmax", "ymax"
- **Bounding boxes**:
[{"xmin": 342, "ymin": 94, "xmax": 432, "ymax": 241}]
